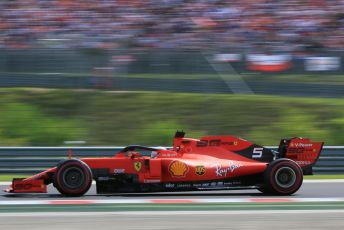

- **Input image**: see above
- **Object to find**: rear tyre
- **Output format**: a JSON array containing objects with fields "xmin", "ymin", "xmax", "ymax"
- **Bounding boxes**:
[
  {"xmin": 53, "ymin": 159, "xmax": 92, "ymax": 197},
  {"xmin": 264, "ymin": 158, "xmax": 303, "ymax": 195}
]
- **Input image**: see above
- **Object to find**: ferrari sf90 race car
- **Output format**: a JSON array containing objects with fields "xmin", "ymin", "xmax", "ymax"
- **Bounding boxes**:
[{"xmin": 5, "ymin": 131, "xmax": 323, "ymax": 196}]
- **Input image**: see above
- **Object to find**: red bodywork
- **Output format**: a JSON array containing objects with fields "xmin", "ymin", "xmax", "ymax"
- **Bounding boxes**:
[{"xmin": 5, "ymin": 132, "xmax": 323, "ymax": 195}]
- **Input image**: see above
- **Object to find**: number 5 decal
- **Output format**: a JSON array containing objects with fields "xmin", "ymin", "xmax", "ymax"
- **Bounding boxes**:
[{"xmin": 253, "ymin": 147, "xmax": 263, "ymax": 158}]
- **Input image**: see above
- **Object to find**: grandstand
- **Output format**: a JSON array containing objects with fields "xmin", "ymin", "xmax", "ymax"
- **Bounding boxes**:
[{"xmin": 0, "ymin": 0, "xmax": 343, "ymax": 52}]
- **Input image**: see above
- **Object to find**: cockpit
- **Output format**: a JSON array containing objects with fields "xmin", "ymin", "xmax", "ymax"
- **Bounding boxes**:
[{"xmin": 116, "ymin": 145, "xmax": 169, "ymax": 158}]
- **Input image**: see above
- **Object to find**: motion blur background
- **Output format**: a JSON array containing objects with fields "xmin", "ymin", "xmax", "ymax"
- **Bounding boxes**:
[{"xmin": 0, "ymin": 0, "xmax": 344, "ymax": 146}]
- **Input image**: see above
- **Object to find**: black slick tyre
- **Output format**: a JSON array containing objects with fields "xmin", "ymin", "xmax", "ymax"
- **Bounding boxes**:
[
  {"xmin": 264, "ymin": 158, "xmax": 303, "ymax": 195},
  {"xmin": 53, "ymin": 159, "xmax": 92, "ymax": 197}
]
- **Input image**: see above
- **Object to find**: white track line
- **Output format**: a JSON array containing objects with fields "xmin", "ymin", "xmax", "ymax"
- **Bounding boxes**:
[
  {"xmin": 2, "ymin": 210, "xmax": 344, "ymax": 217},
  {"xmin": 0, "ymin": 197, "xmax": 344, "ymax": 205},
  {"xmin": 0, "ymin": 182, "xmax": 12, "ymax": 185},
  {"xmin": 303, "ymin": 179, "xmax": 344, "ymax": 183}
]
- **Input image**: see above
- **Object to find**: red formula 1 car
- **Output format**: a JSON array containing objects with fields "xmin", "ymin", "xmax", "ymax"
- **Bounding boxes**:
[{"xmin": 5, "ymin": 131, "xmax": 323, "ymax": 196}]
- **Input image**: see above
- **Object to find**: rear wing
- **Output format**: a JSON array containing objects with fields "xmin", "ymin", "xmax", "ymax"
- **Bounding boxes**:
[{"xmin": 278, "ymin": 137, "xmax": 324, "ymax": 175}]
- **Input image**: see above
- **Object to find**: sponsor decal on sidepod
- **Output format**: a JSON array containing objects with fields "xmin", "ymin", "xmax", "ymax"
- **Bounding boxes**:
[
  {"xmin": 195, "ymin": 165, "xmax": 206, "ymax": 176},
  {"xmin": 215, "ymin": 161, "xmax": 242, "ymax": 177},
  {"xmin": 169, "ymin": 161, "xmax": 189, "ymax": 177}
]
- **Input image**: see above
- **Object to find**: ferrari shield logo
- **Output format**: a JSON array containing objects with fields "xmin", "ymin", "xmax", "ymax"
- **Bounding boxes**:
[{"xmin": 134, "ymin": 162, "xmax": 142, "ymax": 172}]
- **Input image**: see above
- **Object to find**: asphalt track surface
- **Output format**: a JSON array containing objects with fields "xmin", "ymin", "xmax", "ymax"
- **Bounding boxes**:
[
  {"xmin": 1, "ymin": 181, "xmax": 344, "ymax": 230},
  {"xmin": 1, "ymin": 181, "xmax": 344, "ymax": 200},
  {"xmin": 1, "ymin": 211, "xmax": 344, "ymax": 230}
]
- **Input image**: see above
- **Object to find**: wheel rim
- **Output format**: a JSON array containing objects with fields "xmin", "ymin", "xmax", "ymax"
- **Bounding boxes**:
[
  {"xmin": 274, "ymin": 166, "xmax": 296, "ymax": 188},
  {"xmin": 61, "ymin": 166, "xmax": 85, "ymax": 189}
]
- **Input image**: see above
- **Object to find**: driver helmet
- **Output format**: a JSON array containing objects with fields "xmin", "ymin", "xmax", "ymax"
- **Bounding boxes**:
[{"xmin": 150, "ymin": 146, "xmax": 166, "ymax": 158}]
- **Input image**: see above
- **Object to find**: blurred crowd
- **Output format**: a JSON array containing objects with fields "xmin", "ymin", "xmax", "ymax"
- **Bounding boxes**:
[{"xmin": 0, "ymin": 0, "xmax": 344, "ymax": 52}]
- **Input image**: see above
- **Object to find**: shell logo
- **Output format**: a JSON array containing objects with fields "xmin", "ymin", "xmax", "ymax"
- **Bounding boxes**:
[{"xmin": 169, "ymin": 160, "xmax": 189, "ymax": 177}]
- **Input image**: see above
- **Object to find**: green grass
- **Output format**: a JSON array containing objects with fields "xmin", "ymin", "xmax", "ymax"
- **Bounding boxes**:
[
  {"xmin": 0, "ymin": 175, "xmax": 30, "ymax": 181},
  {"xmin": 1, "ymin": 202, "xmax": 344, "ymax": 212},
  {"xmin": 304, "ymin": 175, "xmax": 344, "ymax": 180},
  {"xmin": 245, "ymin": 74, "xmax": 344, "ymax": 86},
  {"xmin": 1, "ymin": 88, "xmax": 344, "ymax": 146}
]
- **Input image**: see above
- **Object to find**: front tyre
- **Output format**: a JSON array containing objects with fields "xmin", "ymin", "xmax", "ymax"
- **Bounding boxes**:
[
  {"xmin": 264, "ymin": 158, "xmax": 303, "ymax": 195},
  {"xmin": 54, "ymin": 159, "xmax": 92, "ymax": 197}
]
